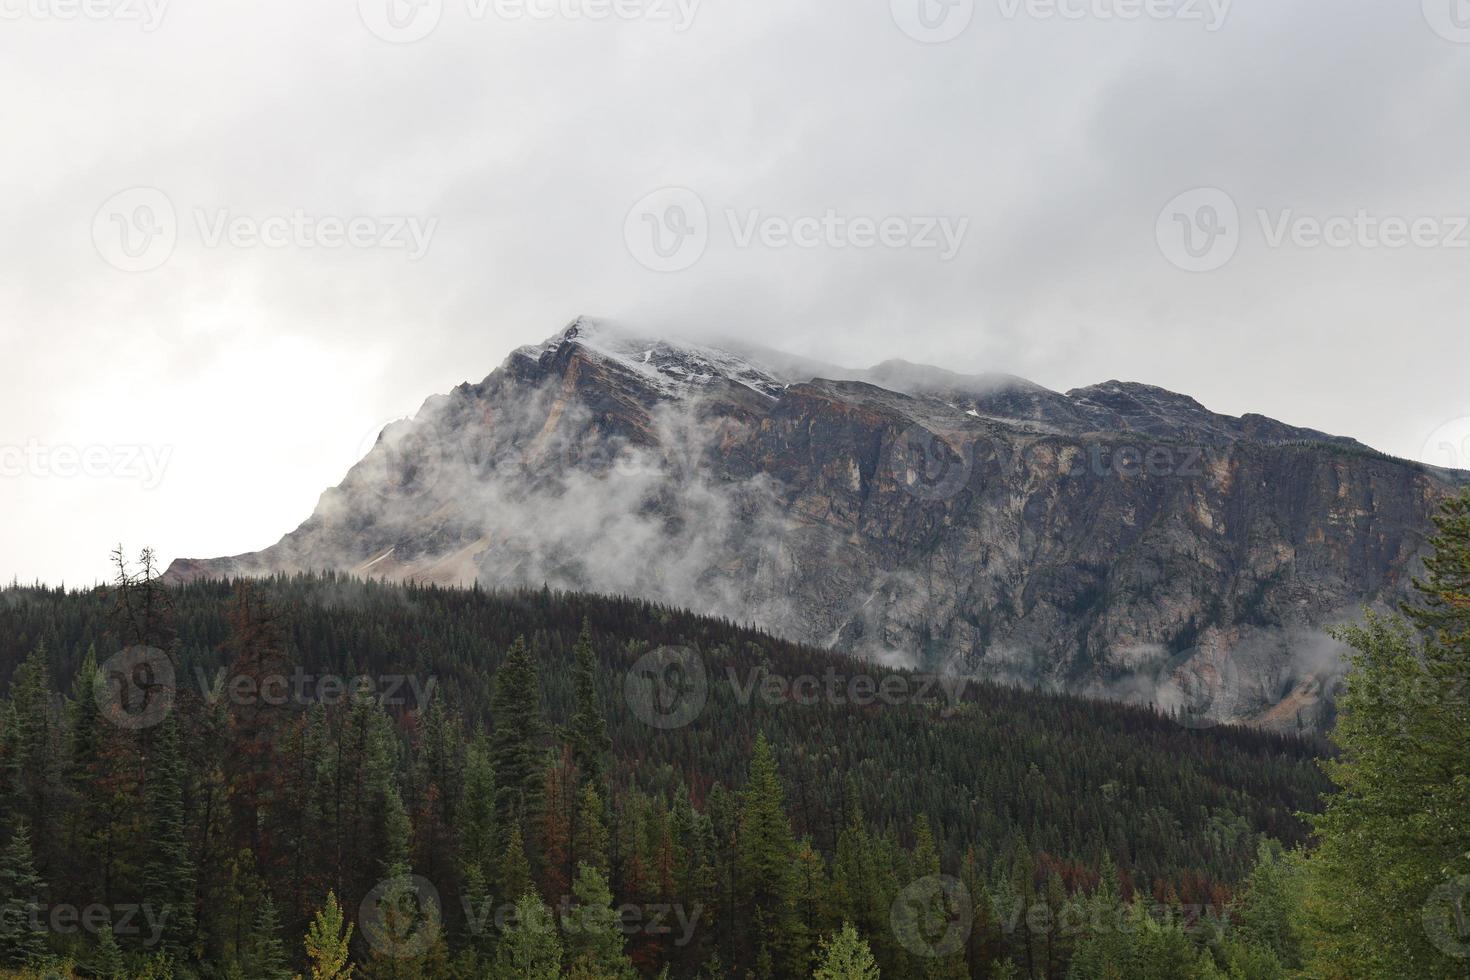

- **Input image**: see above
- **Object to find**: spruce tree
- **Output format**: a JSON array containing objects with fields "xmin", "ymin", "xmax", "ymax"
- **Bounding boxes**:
[
  {"xmin": 491, "ymin": 892, "xmax": 562, "ymax": 980},
  {"xmin": 1300, "ymin": 490, "xmax": 1470, "ymax": 977},
  {"xmin": 455, "ymin": 734, "xmax": 497, "ymax": 887},
  {"xmin": 240, "ymin": 895, "xmax": 292, "ymax": 980},
  {"xmin": 497, "ymin": 824, "xmax": 534, "ymax": 908},
  {"xmin": 575, "ymin": 784, "xmax": 610, "ymax": 877},
  {"xmin": 813, "ymin": 922, "xmax": 881, "ymax": 980},
  {"xmin": 735, "ymin": 733, "xmax": 806, "ymax": 977},
  {"xmin": 490, "ymin": 637, "xmax": 545, "ymax": 833},
  {"xmin": 6, "ymin": 645, "xmax": 54, "ymax": 855},
  {"xmin": 567, "ymin": 621, "xmax": 612, "ymax": 786},
  {"xmin": 0, "ymin": 822, "xmax": 46, "ymax": 967},
  {"xmin": 565, "ymin": 862, "xmax": 635, "ymax": 979},
  {"xmin": 89, "ymin": 924, "xmax": 127, "ymax": 980},
  {"xmin": 143, "ymin": 713, "xmax": 196, "ymax": 959}
]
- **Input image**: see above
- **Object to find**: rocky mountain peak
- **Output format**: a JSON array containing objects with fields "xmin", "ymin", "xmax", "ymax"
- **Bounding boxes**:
[{"xmin": 164, "ymin": 318, "xmax": 1464, "ymax": 732}]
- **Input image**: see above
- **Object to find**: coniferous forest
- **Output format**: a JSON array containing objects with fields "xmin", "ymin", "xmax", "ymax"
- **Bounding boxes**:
[{"xmin": 0, "ymin": 489, "xmax": 1467, "ymax": 978}]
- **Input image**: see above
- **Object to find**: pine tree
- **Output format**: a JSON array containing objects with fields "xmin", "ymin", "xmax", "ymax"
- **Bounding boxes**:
[
  {"xmin": 89, "ymin": 924, "xmax": 127, "ymax": 980},
  {"xmin": 0, "ymin": 822, "xmax": 46, "ymax": 967},
  {"xmin": 490, "ymin": 637, "xmax": 545, "ymax": 834},
  {"xmin": 1299, "ymin": 490, "xmax": 1470, "ymax": 978},
  {"xmin": 575, "ymin": 784, "xmax": 610, "ymax": 877},
  {"xmin": 497, "ymin": 824, "xmax": 534, "ymax": 908},
  {"xmin": 302, "ymin": 891, "xmax": 354, "ymax": 980},
  {"xmin": 813, "ymin": 922, "xmax": 881, "ymax": 980},
  {"xmin": 565, "ymin": 862, "xmax": 635, "ymax": 979},
  {"xmin": 455, "ymin": 734, "xmax": 497, "ymax": 887},
  {"xmin": 491, "ymin": 892, "xmax": 562, "ymax": 980},
  {"xmin": 240, "ymin": 895, "xmax": 292, "ymax": 980},
  {"xmin": 567, "ymin": 621, "xmax": 612, "ymax": 786},
  {"xmin": 6, "ymin": 645, "xmax": 55, "ymax": 858},
  {"xmin": 735, "ymin": 733, "xmax": 806, "ymax": 977},
  {"xmin": 143, "ymin": 713, "xmax": 196, "ymax": 959}
]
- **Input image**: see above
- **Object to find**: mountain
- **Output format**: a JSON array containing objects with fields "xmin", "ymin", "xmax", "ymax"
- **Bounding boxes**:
[{"xmin": 165, "ymin": 317, "xmax": 1465, "ymax": 730}]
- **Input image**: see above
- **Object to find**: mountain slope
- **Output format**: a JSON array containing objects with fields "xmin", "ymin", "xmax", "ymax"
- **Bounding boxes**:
[{"xmin": 166, "ymin": 317, "xmax": 1464, "ymax": 729}]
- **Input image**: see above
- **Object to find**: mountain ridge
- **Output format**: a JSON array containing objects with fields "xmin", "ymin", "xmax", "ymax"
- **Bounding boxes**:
[{"xmin": 165, "ymin": 317, "xmax": 1463, "ymax": 730}]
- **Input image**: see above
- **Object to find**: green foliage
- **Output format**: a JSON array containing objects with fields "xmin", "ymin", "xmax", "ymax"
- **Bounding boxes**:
[
  {"xmin": 1295, "ymin": 487, "xmax": 1470, "ymax": 978},
  {"xmin": 491, "ymin": 893, "xmax": 562, "ymax": 980},
  {"xmin": 0, "ymin": 565, "xmax": 1340, "ymax": 978},
  {"xmin": 302, "ymin": 890, "xmax": 354, "ymax": 980},
  {"xmin": 568, "ymin": 620, "xmax": 613, "ymax": 787},
  {"xmin": 565, "ymin": 863, "xmax": 635, "ymax": 979},
  {"xmin": 0, "ymin": 823, "xmax": 46, "ymax": 967},
  {"xmin": 813, "ymin": 922, "xmax": 880, "ymax": 980},
  {"xmin": 490, "ymin": 636, "xmax": 545, "ymax": 833}
]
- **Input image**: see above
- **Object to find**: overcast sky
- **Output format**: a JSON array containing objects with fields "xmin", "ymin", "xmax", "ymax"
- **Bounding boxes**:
[{"xmin": 3, "ymin": 0, "xmax": 1470, "ymax": 585}]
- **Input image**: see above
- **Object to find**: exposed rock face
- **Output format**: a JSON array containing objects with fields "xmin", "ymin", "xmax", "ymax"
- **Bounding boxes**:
[{"xmin": 167, "ymin": 318, "xmax": 1466, "ymax": 730}]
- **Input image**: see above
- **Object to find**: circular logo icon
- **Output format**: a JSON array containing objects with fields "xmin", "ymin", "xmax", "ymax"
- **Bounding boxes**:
[
  {"xmin": 1420, "ymin": 417, "xmax": 1470, "ymax": 472},
  {"xmin": 624, "ymin": 187, "xmax": 709, "ymax": 273},
  {"xmin": 891, "ymin": 875, "xmax": 972, "ymax": 958},
  {"xmin": 95, "ymin": 646, "xmax": 176, "ymax": 730},
  {"xmin": 359, "ymin": 0, "xmax": 443, "ymax": 43},
  {"xmin": 357, "ymin": 418, "xmax": 448, "ymax": 502},
  {"xmin": 1156, "ymin": 188, "xmax": 1240, "ymax": 273},
  {"xmin": 625, "ymin": 646, "xmax": 708, "ymax": 730},
  {"xmin": 889, "ymin": 427, "xmax": 974, "ymax": 502},
  {"xmin": 360, "ymin": 874, "xmax": 443, "ymax": 959},
  {"xmin": 1424, "ymin": 0, "xmax": 1470, "ymax": 44},
  {"xmin": 891, "ymin": 0, "xmax": 975, "ymax": 43},
  {"xmin": 1424, "ymin": 876, "xmax": 1470, "ymax": 958},
  {"xmin": 1152, "ymin": 645, "xmax": 1241, "ymax": 730},
  {"xmin": 92, "ymin": 188, "xmax": 177, "ymax": 273}
]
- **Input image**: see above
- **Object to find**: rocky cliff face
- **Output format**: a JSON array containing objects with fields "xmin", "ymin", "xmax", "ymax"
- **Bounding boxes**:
[{"xmin": 166, "ymin": 318, "xmax": 1465, "ymax": 730}]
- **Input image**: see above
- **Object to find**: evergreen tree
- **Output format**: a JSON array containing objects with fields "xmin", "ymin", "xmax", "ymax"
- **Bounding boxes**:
[
  {"xmin": 455, "ymin": 734, "xmax": 497, "ymax": 887},
  {"xmin": 735, "ymin": 733, "xmax": 806, "ymax": 977},
  {"xmin": 491, "ymin": 892, "xmax": 562, "ymax": 980},
  {"xmin": 490, "ymin": 637, "xmax": 545, "ymax": 834},
  {"xmin": 567, "ymin": 621, "xmax": 612, "ymax": 786},
  {"xmin": 89, "ymin": 924, "xmax": 127, "ymax": 980},
  {"xmin": 0, "ymin": 822, "xmax": 46, "ymax": 967},
  {"xmin": 239, "ymin": 894, "xmax": 292, "ymax": 980},
  {"xmin": 143, "ymin": 713, "xmax": 196, "ymax": 959},
  {"xmin": 813, "ymin": 922, "xmax": 881, "ymax": 980},
  {"xmin": 1300, "ymin": 491, "xmax": 1470, "ymax": 978},
  {"xmin": 576, "ymin": 784, "xmax": 611, "ymax": 877},
  {"xmin": 6, "ymin": 645, "xmax": 55, "ymax": 858},
  {"xmin": 565, "ymin": 862, "xmax": 635, "ymax": 979},
  {"xmin": 497, "ymin": 824, "xmax": 534, "ymax": 908},
  {"xmin": 302, "ymin": 890, "xmax": 354, "ymax": 980}
]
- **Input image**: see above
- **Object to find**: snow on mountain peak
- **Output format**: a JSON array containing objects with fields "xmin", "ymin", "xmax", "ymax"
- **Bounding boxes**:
[{"xmin": 522, "ymin": 317, "xmax": 795, "ymax": 399}]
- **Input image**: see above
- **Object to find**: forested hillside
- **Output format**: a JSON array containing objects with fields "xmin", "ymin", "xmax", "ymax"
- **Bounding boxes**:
[{"xmin": 0, "ymin": 550, "xmax": 1332, "ymax": 978}]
